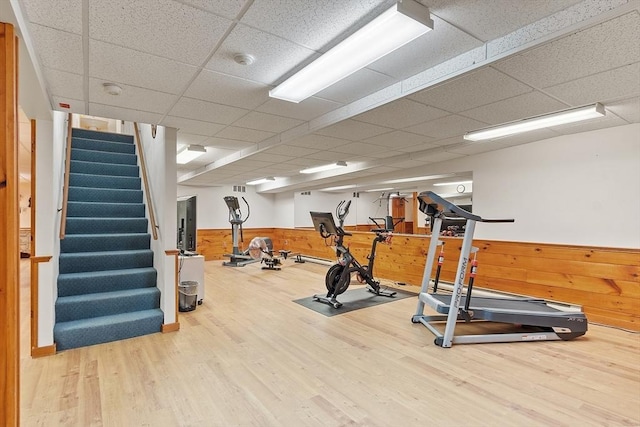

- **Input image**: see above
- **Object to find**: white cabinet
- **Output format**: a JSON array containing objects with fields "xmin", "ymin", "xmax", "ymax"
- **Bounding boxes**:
[{"xmin": 178, "ymin": 255, "xmax": 205, "ymax": 304}]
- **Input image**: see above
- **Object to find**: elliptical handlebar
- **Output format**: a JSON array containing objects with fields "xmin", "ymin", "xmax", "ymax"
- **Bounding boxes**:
[
  {"xmin": 241, "ymin": 196, "xmax": 250, "ymax": 223},
  {"xmin": 336, "ymin": 200, "xmax": 351, "ymax": 228}
]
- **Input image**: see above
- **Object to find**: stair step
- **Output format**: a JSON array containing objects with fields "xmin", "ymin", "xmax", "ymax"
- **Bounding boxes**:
[
  {"xmin": 69, "ymin": 172, "xmax": 141, "ymax": 190},
  {"xmin": 61, "ymin": 233, "xmax": 151, "ymax": 253},
  {"xmin": 54, "ymin": 309, "xmax": 163, "ymax": 351},
  {"xmin": 72, "ymin": 128, "xmax": 134, "ymax": 144},
  {"xmin": 58, "ymin": 267, "xmax": 157, "ymax": 297},
  {"xmin": 70, "ymin": 160, "xmax": 139, "ymax": 177},
  {"xmin": 59, "ymin": 249, "xmax": 153, "ymax": 274},
  {"xmin": 68, "ymin": 186, "xmax": 143, "ymax": 203},
  {"xmin": 71, "ymin": 148, "xmax": 137, "ymax": 166},
  {"xmin": 67, "ymin": 201, "xmax": 145, "ymax": 218},
  {"xmin": 56, "ymin": 288, "xmax": 161, "ymax": 322},
  {"xmin": 72, "ymin": 137, "xmax": 135, "ymax": 154},
  {"xmin": 65, "ymin": 217, "xmax": 148, "ymax": 234}
]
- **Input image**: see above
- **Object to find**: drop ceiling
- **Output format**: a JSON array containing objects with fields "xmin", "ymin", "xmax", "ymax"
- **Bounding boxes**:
[{"xmin": 9, "ymin": 0, "xmax": 640, "ymax": 193}]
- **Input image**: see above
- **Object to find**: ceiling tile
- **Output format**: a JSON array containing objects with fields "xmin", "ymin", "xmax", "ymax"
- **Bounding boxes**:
[
  {"xmin": 88, "ymin": 103, "xmax": 163, "ymax": 124},
  {"xmin": 231, "ymin": 111, "xmax": 303, "ymax": 133},
  {"xmin": 305, "ymin": 151, "xmax": 347, "ymax": 161},
  {"xmin": 185, "ymin": 70, "xmax": 271, "ymax": 110},
  {"xmin": 263, "ymin": 145, "xmax": 319, "ymax": 157},
  {"xmin": 413, "ymin": 151, "xmax": 465, "ymax": 164},
  {"xmin": 89, "ymin": 0, "xmax": 232, "ymax": 65},
  {"xmin": 445, "ymin": 140, "xmax": 506, "ymax": 156},
  {"xmin": 315, "ymin": 68, "xmax": 396, "ymax": 104},
  {"xmin": 426, "ymin": 0, "xmax": 583, "ymax": 41},
  {"xmin": 406, "ymin": 115, "xmax": 488, "ymax": 139},
  {"xmin": 161, "ymin": 117, "xmax": 226, "ymax": 136},
  {"xmin": 215, "ymin": 126, "xmax": 275, "ymax": 143},
  {"xmin": 28, "ymin": 24, "xmax": 83, "ymax": 73},
  {"xmin": 286, "ymin": 134, "xmax": 349, "ymax": 150},
  {"xmin": 44, "ymin": 69, "xmax": 84, "ymax": 100},
  {"xmin": 88, "ymin": 78, "xmax": 176, "ymax": 114},
  {"xmin": 461, "ymin": 91, "xmax": 568, "ymax": 125},
  {"xmin": 363, "ymin": 130, "xmax": 433, "ymax": 149},
  {"xmin": 353, "ymin": 99, "xmax": 449, "ymax": 129},
  {"xmin": 89, "ymin": 40, "xmax": 198, "ymax": 94},
  {"xmin": 206, "ymin": 23, "xmax": 317, "ymax": 85},
  {"xmin": 494, "ymin": 12, "xmax": 640, "ymax": 88},
  {"xmin": 606, "ymin": 96, "xmax": 640, "ymax": 123},
  {"xmin": 170, "ymin": 98, "xmax": 249, "ymax": 124},
  {"xmin": 330, "ymin": 142, "xmax": 389, "ymax": 156},
  {"xmin": 257, "ymin": 96, "xmax": 342, "ymax": 121},
  {"xmin": 357, "ymin": 149, "xmax": 405, "ymax": 159},
  {"xmin": 241, "ymin": 0, "xmax": 394, "ymax": 51},
  {"xmin": 409, "ymin": 67, "xmax": 533, "ymax": 113},
  {"xmin": 545, "ymin": 63, "xmax": 640, "ymax": 106},
  {"xmin": 248, "ymin": 152, "xmax": 295, "ymax": 163},
  {"xmin": 177, "ymin": 0, "xmax": 247, "ymax": 19},
  {"xmin": 21, "ymin": 0, "xmax": 82, "ymax": 34},
  {"xmin": 367, "ymin": 15, "xmax": 484, "ymax": 80},
  {"xmin": 315, "ymin": 119, "xmax": 392, "ymax": 141}
]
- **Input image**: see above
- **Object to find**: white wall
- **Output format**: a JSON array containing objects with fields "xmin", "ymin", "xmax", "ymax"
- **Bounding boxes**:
[
  {"xmin": 470, "ymin": 124, "xmax": 640, "ymax": 248},
  {"xmin": 34, "ymin": 113, "xmax": 63, "ymax": 346},
  {"xmin": 136, "ymin": 124, "xmax": 178, "ymax": 324},
  {"xmin": 411, "ymin": 124, "xmax": 640, "ymax": 248},
  {"xmin": 177, "ymin": 185, "xmax": 277, "ymax": 230}
]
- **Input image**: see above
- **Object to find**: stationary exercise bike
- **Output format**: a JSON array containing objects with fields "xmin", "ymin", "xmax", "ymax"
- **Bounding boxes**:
[{"xmin": 310, "ymin": 200, "xmax": 397, "ymax": 309}]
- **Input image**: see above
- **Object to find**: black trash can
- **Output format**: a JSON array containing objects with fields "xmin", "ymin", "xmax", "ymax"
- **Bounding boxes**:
[{"xmin": 179, "ymin": 281, "xmax": 198, "ymax": 312}]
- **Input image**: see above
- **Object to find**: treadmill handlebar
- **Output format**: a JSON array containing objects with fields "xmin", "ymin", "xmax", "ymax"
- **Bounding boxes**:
[{"xmin": 418, "ymin": 191, "xmax": 514, "ymax": 223}]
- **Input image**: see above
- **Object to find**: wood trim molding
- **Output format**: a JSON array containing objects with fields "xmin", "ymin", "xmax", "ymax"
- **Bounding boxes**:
[
  {"xmin": 0, "ymin": 21, "xmax": 20, "ymax": 427},
  {"xmin": 165, "ymin": 249, "xmax": 180, "ymax": 329},
  {"xmin": 30, "ymin": 344, "xmax": 56, "ymax": 358},
  {"xmin": 30, "ymin": 256, "xmax": 51, "ymax": 356},
  {"xmin": 161, "ymin": 323, "xmax": 180, "ymax": 333}
]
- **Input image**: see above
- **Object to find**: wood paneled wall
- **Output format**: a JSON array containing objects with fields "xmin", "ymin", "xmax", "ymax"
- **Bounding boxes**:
[
  {"xmin": 198, "ymin": 227, "xmax": 639, "ymax": 331},
  {"xmin": 1, "ymin": 21, "xmax": 19, "ymax": 427}
]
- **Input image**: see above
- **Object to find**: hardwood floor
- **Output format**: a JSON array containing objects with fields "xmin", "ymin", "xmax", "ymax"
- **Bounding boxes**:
[{"xmin": 20, "ymin": 259, "xmax": 640, "ymax": 426}]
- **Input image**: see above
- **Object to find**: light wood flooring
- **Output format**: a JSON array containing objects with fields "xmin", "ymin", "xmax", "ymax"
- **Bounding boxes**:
[{"xmin": 20, "ymin": 259, "xmax": 640, "ymax": 426}]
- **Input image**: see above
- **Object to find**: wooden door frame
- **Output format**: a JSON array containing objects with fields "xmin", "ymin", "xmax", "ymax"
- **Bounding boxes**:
[{"xmin": 0, "ymin": 21, "xmax": 20, "ymax": 427}]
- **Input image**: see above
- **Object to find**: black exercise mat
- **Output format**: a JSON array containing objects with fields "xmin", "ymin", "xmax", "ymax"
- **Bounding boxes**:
[{"xmin": 293, "ymin": 286, "xmax": 416, "ymax": 316}]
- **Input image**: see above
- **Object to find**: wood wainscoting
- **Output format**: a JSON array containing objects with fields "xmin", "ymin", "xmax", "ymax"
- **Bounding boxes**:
[{"xmin": 197, "ymin": 227, "xmax": 639, "ymax": 331}]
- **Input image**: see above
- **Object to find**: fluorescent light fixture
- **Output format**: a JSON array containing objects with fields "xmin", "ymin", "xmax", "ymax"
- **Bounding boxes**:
[
  {"xmin": 464, "ymin": 103, "xmax": 606, "ymax": 141},
  {"xmin": 383, "ymin": 173, "xmax": 455, "ymax": 184},
  {"xmin": 320, "ymin": 185, "xmax": 357, "ymax": 192},
  {"xmin": 433, "ymin": 180, "xmax": 472, "ymax": 187},
  {"xmin": 176, "ymin": 145, "xmax": 206, "ymax": 164},
  {"xmin": 366, "ymin": 187, "xmax": 394, "ymax": 192},
  {"xmin": 269, "ymin": 0, "xmax": 433, "ymax": 103},
  {"xmin": 300, "ymin": 161, "xmax": 347, "ymax": 174},
  {"xmin": 246, "ymin": 177, "xmax": 276, "ymax": 186}
]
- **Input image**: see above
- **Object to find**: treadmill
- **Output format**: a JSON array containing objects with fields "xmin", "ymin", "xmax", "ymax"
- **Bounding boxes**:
[{"xmin": 411, "ymin": 191, "xmax": 588, "ymax": 348}]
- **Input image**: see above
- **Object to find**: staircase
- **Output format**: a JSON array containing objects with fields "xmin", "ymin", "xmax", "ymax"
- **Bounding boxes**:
[{"xmin": 54, "ymin": 128, "xmax": 163, "ymax": 351}]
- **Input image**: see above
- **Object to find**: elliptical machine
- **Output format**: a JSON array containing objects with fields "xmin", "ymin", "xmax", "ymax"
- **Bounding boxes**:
[
  {"xmin": 310, "ymin": 200, "xmax": 397, "ymax": 309},
  {"xmin": 222, "ymin": 196, "xmax": 258, "ymax": 267}
]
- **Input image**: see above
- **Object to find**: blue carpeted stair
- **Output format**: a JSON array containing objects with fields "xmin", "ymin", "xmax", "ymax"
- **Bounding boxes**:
[{"xmin": 54, "ymin": 128, "xmax": 163, "ymax": 351}]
